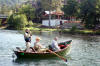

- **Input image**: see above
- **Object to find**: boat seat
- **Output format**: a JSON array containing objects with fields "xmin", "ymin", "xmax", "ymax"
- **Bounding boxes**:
[{"xmin": 59, "ymin": 45, "xmax": 66, "ymax": 49}]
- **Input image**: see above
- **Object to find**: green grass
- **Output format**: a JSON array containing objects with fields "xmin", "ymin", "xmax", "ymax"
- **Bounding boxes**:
[
  {"xmin": 23, "ymin": 23, "xmax": 57, "ymax": 32},
  {"xmin": 23, "ymin": 27, "xmax": 57, "ymax": 32},
  {"xmin": 24, "ymin": 26, "xmax": 100, "ymax": 35},
  {"xmin": 1, "ymin": 22, "xmax": 100, "ymax": 35},
  {"xmin": 62, "ymin": 29, "xmax": 100, "ymax": 35}
]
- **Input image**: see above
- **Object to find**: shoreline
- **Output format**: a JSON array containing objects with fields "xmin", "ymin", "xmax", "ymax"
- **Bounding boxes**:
[{"xmin": 0, "ymin": 26, "xmax": 100, "ymax": 35}]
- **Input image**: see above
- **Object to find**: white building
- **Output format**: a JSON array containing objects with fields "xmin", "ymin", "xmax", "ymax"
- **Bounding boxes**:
[{"xmin": 42, "ymin": 19, "xmax": 66, "ymax": 26}]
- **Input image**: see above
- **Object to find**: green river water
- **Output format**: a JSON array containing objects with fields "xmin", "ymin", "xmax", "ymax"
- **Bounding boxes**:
[{"xmin": 0, "ymin": 29, "xmax": 100, "ymax": 66}]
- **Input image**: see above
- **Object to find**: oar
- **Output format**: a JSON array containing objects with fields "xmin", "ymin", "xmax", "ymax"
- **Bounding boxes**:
[{"xmin": 48, "ymin": 50, "xmax": 67, "ymax": 62}]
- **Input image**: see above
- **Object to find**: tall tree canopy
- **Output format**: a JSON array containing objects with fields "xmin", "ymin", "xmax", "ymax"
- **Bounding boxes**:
[
  {"xmin": 40, "ymin": 0, "xmax": 64, "ymax": 11},
  {"xmin": 62, "ymin": 0, "xmax": 79, "ymax": 17},
  {"xmin": 80, "ymin": 0, "xmax": 100, "ymax": 29},
  {"xmin": 18, "ymin": 4, "xmax": 35, "ymax": 20}
]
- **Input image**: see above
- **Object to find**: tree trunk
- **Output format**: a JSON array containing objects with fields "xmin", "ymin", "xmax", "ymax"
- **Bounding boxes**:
[{"xmin": 49, "ymin": 10, "xmax": 51, "ymax": 27}]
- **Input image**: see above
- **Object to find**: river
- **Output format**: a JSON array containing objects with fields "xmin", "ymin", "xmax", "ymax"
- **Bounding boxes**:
[{"xmin": 0, "ymin": 29, "xmax": 100, "ymax": 66}]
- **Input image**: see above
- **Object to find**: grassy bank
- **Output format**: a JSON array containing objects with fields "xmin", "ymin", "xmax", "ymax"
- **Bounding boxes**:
[
  {"xmin": 0, "ymin": 23, "xmax": 100, "ymax": 35},
  {"xmin": 23, "ymin": 27, "xmax": 100, "ymax": 35},
  {"xmin": 62, "ymin": 29, "xmax": 100, "ymax": 35},
  {"xmin": 23, "ymin": 27, "xmax": 57, "ymax": 32}
]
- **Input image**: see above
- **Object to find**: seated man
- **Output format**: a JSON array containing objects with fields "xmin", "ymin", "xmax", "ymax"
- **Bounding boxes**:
[
  {"xmin": 34, "ymin": 37, "xmax": 45, "ymax": 52},
  {"xmin": 51, "ymin": 37, "xmax": 60, "ymax": 51}
]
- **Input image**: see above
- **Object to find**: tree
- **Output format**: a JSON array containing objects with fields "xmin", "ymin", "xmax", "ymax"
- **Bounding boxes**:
[
  {"xmin": 8, "ymin": 13, "xmax": 28, "ymax": 29},
  {"xmin": 40, "ymin": 0, "xmax": 63, "ymax": 11},
  {"xmin": 79, "ymin": 0, "xmax": 99, "ymax": 29},
  {"xmin": 18, "ymin": 4, "xmax": 35, "ymax": 20},
  {"xmin": 62, "ymin": 0, "xmax": 79, "ymax": 18}
]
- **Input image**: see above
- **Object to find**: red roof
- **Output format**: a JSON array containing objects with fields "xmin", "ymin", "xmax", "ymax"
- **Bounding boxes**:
[{"xmin": 44, "ymin": 11, "xmax": 64, "ymax": 16}]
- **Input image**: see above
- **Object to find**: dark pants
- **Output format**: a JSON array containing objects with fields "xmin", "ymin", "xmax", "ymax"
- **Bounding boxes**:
[{"xmin": 25, "ymin": 37, "xmax": 31, "ymax": 42}]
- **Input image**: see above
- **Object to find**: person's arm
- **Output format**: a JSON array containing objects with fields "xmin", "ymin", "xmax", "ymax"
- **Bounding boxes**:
[
  {"xmin": 29, "ymin": 31, "xmax": 32, "ymax": 42},
  {"xmin": 30, "ymin": 31, "xmax": 32, "ymax": 36},
  {"xmin": 34, "ymin": 42, "xmax": 36, "ymax": 47},
  {"xmin": 54, "ymin": 41, "xmax": 60, "ymax": 50},
  {"xmin": 24, "ymin": 33, "xmax": 26, "ymax": 39},
  {"xmin": 30, "ymin": 35, "xmax": 32, "ymax": 41}
]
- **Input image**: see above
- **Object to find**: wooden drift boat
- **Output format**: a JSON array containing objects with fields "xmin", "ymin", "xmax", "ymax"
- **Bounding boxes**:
[{"xmin": 14, "ymin": 40, "xmax": 72, "ymax": 59}]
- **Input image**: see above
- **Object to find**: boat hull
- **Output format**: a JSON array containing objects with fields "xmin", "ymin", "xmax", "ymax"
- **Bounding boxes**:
[{"xmin": 14, "ymin": 40, "xmax": 72, "ymax": 59}]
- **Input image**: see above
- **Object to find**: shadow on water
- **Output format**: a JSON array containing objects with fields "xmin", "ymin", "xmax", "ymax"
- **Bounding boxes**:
[
  {"xmin": 13, "ymin": 57, "xmax": 69, "ymax": 66},
  {"xmin": 14, "ymin": 57, "xmax": 58, "ymax": 63}
]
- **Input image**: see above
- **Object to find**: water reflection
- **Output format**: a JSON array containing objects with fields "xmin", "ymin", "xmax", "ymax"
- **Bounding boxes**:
[{"xmin": 13, "ymin": 58, "xmax": 68, "ymax": 66}]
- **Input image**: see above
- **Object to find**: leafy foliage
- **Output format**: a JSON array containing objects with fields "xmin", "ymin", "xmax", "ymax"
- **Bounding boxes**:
[
  {"xmin": 40, "ymin": 0, "xmax": 63, "ymax": 11},
  {"xmin": 69, "ymin": 26, "xmax": 77, "ymax": 34},
  {"xmin": 28, "ymin": 21, "xmax": 34, "ymax": 27},
  {"xmin": 62, "ymin": 0, "xmax": 100, "ymax": 29},
  {"xmin": 8, "ymin": 13, "xmax": 28, "ymax": 29},
  {"xmin": 80, "ymin": 0, "xmax": 100, "ymax": 29},
  {"xmin": 18, "ymin": 4, "xmax": 35, "ymax": 20},
  {"xmin": 62, "ymin": 0, "xmax": 79, "ymax": 17}
]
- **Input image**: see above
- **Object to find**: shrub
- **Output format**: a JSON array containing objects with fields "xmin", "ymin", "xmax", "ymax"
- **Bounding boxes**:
[
  {"xmin": 8, "ymin": 14, "xmax": 28, "ymax": 30},
  {"xmin": 28, "ymin": 21, "xmax": 33, "ymax": 27},
  {"xmin": 69, "ymin": 26, "xmax": 77, "ymax": 34},
  {"xmin": 95, "ymin": 30, "xmax": 100, "ymax": 35}
]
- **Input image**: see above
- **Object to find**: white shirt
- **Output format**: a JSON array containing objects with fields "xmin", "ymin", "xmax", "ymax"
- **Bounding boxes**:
[
  {"xmin": 34, "ymin": 42, "xmax": 44, "ymax": 48},
  {"xmin": 24, "ymin": 33, "xmax": 31, "ymax": 38},
  {"xmin": 51, "ymin": 40, "xmax": 60, "ymax": 51},
  {"xmin": 34, "ymin": 42, "xmax": 40, "ymax": 47}
]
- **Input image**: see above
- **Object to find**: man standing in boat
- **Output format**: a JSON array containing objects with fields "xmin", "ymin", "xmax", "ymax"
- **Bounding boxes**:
[
  {"xmin": 51, "ymin": 37, "xmax": 60, "ymax": 51},
  {"xmin": 24, "ymin": 29, "xmax": 32, "ymax": 52}
]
